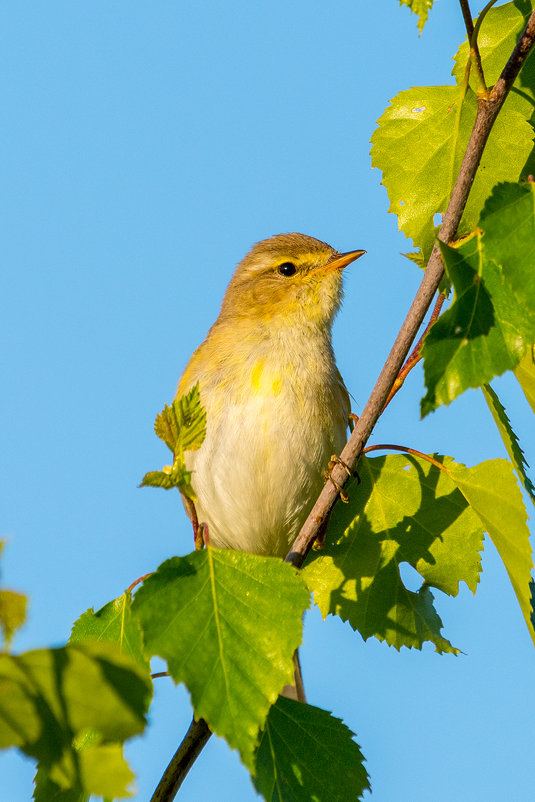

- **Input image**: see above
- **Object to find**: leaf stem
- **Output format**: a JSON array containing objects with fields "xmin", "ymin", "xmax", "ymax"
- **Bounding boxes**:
[
  {"xmin": 458, "ymin": 0, "xmax": 498, "ymax": 98},
  {"xmin": 285, "ymin": 9, "xmax": 535, "ymax": 570},
  {"xmin": 150, "ymin": 717, "xmax": 212, "ymax": 802},
  {"xmin": 126, "ymin": 573, "xmax": 153, "ymax": 594},
  {"xmin": 362, "ymin": 444, "xmax": 449, "ymax": 474}
]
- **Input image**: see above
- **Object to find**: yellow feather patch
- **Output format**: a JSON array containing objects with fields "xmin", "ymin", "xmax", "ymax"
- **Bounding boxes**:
[
  {"xmin": 251, "ymin": 361, "xmax": 264, "ymax": 392},
  {"xmin": 272, "ymin": 377, "xmax": 282, "ymax": 395}
]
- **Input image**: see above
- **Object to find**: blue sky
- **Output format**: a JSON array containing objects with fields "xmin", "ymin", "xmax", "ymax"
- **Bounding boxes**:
[{"xmin": 2, "ymin": 1, "xmax": 534, "ymax": 799}]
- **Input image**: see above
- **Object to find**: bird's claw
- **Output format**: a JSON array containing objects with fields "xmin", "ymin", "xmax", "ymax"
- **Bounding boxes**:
[{"xmin": 324, "ymin": 454, "xmax": 351, "ymax": 503}]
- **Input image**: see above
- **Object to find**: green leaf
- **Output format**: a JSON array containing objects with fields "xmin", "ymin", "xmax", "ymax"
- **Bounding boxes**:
[
  {"xmin": 420, "ymin": 231, "xmax": 535, "ymax": 415},
  {"xmin": 70, "ymin": 592, "xmax": 150, "ymax": 671},
  {"xmin": 515, "ymin": 344, "xmax": 535, "ymax": 413},
  {"xmin": 132, "ymin": 549, "xmax": 309, "ymax": 770},
  {"xmin": 0, "ymin": 541, "xmax": 28, "ymax": 648},
  {"xmin": 34, "ymin": 743, "xmax": 134, "ymax": 801},
  {"xmin": 139, "ymin": 467, "xmax": 189, "ymax": 490},
  {"xmin": 477, "ymin": 181, "xmax": 535, "ymax": 311},
  {"xmin": 154, "ymin": 383, "xmax": 206, "ymax": 454},
  {"xmin": 0, "ymin": 589, "xmax": 27, "ymax": 648},
  {"xmin": 482, "ymin": 384, "xmax": 535, "ymax": 504},
  {"xmin": 303, "ymin": 455, "xmax": 484, "ymax": 653},
  {"xmin": 453, "ymin": 1, "xmax": 535, "ymax": 112},
  {"xmin": 398, "ymin": 0, "xmax": 435, "ymax": 33},
  {"xmin": 446, "ymin": 459, "xmax": 535, "ymax": 646},
  {"xmin": 253, "ymin": 697, "xmax": 370, "ymax": 801},
  {"xmin": 141, "ymin": 383, "xmax": 206, "ymax": 500},
  {"xmin": 0, "ymin": 643, "xmax": 150, "ymax": 798},
  {"xmin": 530, "ymin": 579, "xmax": 535, "ymax": 631},
  {"xmin": 370, "ymin": 85, "xmax": 533, "ymax": 260},
  {"xmin": 33, "ymin": 767, "xmax": 87, "ymax": 802}
]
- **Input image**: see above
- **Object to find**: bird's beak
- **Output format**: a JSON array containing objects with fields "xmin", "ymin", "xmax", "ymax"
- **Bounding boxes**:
[{"xmin": 323, "ymin": 249, "xmax": 366, "ymax": 273}]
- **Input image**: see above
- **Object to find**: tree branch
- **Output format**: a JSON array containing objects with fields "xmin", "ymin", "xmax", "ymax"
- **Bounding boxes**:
[
  {"xmin": 150, "ymin": 717, "xmax": 212, "ymax": 802},
  {"xmin": 285, "ymin": 8, "xmax": 535, "ymax": 570}
]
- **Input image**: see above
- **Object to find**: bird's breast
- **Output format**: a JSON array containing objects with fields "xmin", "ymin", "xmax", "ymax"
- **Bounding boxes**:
[{"xmin": 183, "ymin": 350, "xmax": 349, "ymax": 556}]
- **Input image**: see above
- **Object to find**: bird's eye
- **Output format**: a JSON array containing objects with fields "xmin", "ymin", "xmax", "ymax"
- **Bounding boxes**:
[{"xmin": 278, "ymin": 262, "xmax": 297, "ymax": 277}]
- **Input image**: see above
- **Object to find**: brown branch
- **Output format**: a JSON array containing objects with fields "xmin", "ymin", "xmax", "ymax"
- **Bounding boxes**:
[
  {"xmin": 150, "ymin": 717, "xmax": 212, "ymax": 802},
  {"xmin": 285, "ymin": 8, "xmax": 535, "ymax": 570}
]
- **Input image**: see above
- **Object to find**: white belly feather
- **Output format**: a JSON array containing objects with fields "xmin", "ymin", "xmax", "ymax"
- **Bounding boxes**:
[{"xmin": 184, "ymin": 361, "xmax": 348, "ymax": 556}]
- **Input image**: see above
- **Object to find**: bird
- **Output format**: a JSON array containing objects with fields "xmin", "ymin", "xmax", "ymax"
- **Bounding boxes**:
[{"xmin": 176, "ymin": 232, "xmax": 365, "ymax": 699}]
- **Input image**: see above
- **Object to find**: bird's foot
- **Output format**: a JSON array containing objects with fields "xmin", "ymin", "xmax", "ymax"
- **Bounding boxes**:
[
  {"xmin": 324, "ymin": 454, "xmax": 352, "ymax": 503},
  {"xmin": 324, "ymin": 453, "xmax": 361, "ymax": 503}
]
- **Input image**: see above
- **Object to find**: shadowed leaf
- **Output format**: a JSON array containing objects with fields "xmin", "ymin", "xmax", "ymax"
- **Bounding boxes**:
[
  {"xmin": 421, "ymin": 230, "xmax": 535, "ymax": 415},
  {"xmin": 303, "ymin": 455, "xmax": 484, "ymax": 652},
  {"xmin": 254, "ymin": 697, "xmax": 370, "ymax": 801},
  {"xmin": 0, "ymin": 643, "xmax": 150, "ymax": 798}
]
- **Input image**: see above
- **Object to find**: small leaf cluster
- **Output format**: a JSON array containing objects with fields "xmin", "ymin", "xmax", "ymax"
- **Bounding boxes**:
[{"xmin": 140, "ymin": 382, "xmax": 206, "ymax": 500}]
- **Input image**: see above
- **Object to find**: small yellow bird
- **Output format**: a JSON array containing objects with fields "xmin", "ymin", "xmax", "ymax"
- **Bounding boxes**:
[
  {"xmin": 177, "ymin": 233, "xmax": 364, "ymax": 558},
  {"xmin": 177, "ymin": 233, "xmax": 364, "ymax": 701}
]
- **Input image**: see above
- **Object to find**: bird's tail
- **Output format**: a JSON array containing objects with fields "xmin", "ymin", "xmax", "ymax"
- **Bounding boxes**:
[{"xmin": 281, "ymin": 649, "xmax": 306, "ymax": 703}]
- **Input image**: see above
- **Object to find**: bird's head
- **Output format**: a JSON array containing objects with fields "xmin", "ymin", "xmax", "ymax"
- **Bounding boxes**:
[{"xmin": 218, "ymin": 233, "xmax": 365, "ymax": 330}]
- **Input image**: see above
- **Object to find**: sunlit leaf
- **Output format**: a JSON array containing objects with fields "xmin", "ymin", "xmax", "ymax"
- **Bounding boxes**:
[
  {"xmin": 370, "ymin": 85, "xmax": 533, "ymax": 259},
  {"xmin": 0, "ymin": 541, "xmax": 27, "ymax": 648},
  {"xmin": 154, "ymin": 383, "xmax": 206, "ymax": 454},
  {"xmin": 515, "ymin": 344, "xmax": 535, "ymax": 413},
  {"xmin": 453, "ymin": 0, "xmax": 535, "ymax": 114},
  {"xmin": 482, "ymin": 384, "xmax": 535, "ymax": 504},
  {"xmin": 70, "ymin": 592, "xmax": 149, "ymax": 671},
  {"xmin": 446, "ymin": 459, "xmax": 535, "ymax": 646},
  {"xmin": 132, "ymin": 549, "xmax": 309, "ymax": 769},
  {"xmin": 398, "ymin": 0, "xmax": 435, "ymax": 33},
  {"xmin": 253, "ymin": 697, "xmax": 370, "ymax": 801},
  {"xmin": 141, "ymin": 383, "xmax": 206, "ymax": 500},
  {"xmin": 0, "ymin": 590, "xmax": 27, "ymax": 648}
]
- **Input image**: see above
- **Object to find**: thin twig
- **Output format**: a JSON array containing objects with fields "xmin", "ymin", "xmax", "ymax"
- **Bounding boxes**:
[
  {"xmin": 458, "ymin": 0, "xmax": 490, "ymax": 97},
  {"xmin": 285, "ymin": 9, "xmax": 535, "ymax": 570},
  {"xmin": 383, "ymin": 292, "xmax": 446, "ymax": 410},
  {"xmin": 150, "ymin": 718, "xmax": 212, "ymax": 802},
  {"xmin": 458, "ymin": 0, "xmax": 475, "ymax": 39}
]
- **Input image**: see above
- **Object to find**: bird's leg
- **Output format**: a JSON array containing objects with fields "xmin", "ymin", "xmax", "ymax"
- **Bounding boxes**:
[
  {"xmin": 183, "ymin": 495, "xmax": 206, "ymax": 550},
  {"xmin": 197, "ymin": 522, "xmax": 210, "ymax": 550}
]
